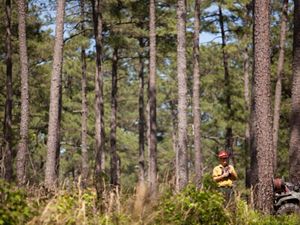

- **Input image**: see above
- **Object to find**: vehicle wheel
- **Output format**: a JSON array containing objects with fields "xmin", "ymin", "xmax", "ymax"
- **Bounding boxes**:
[{"xmin": 276, "ymin": 203, "xmax": 300, "ymax": 215}]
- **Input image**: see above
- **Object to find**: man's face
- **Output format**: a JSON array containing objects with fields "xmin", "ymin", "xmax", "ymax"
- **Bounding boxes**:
[{"xmin": 220, "ymin": 157, "xmax": 228, "ymax": 167}]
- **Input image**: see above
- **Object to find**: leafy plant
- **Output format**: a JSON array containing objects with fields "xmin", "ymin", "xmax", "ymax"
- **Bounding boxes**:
[
  {"xmin": 235, "ymin": 196, "xmax": 300, "ymax": 225},
  {"xmin": 0, "ymin": 180, "xmax": 33, "ymax": 225},
  {"xmin": 155, "ymin": 184, "xmax": 230, "ymax": 225}
]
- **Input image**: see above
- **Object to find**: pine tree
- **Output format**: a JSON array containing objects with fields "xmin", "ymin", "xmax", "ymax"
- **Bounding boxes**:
[
  {"xmin": 176, "ymin": 0, "xmax": 188, "ymax": 191},
  {"xmin": 192, "ymin": 0, "xmax": 202, "ymax": 187},
  {"xmin": 92, "ymin": 0, "xmax": 105, "ymax": 204},
  {"xmin": 80, "ymin": 0, "xmax": 89, "ymax": 187},
  {"xmin": 289, "ymin": 0, "xmax": 300, "ymax": 184},
  {"xmin": 148, "ymin": 0, "xmax": 158, "ymax": 196},
  {"xmin": 252, "ymin": 0, "xmax": 274, "ymax": 213},
  {"xmin": 45, "ymin": 0, "xmax": 66, "ymax": 190},
  {"xmin": 16, "ymin": 0, "xmax": 30, "ymax": 185}
]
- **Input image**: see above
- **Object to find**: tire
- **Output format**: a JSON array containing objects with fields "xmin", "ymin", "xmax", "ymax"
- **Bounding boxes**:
[{"xmin": 276, "ymin": 203, "xmax": 300, "ymax": 215}]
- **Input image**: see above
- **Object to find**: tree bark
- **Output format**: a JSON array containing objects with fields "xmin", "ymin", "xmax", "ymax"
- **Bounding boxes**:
[
  {"xmin": 176, "ymin": 0, "xmax": 188, "ymax": 191},
  {"xmin": 218, "ymin": 5, "xmax": 234, "ymax": 163},
  {"xmin": 16, "ymin": 0, "xmax": 30, "ymax": 186},
  {"xmin": 110, "ymin": 47, "xmax": 119, "ymax": 188},
  {"xmin": 2, "ymin": 0, "xmax": 13, "ymax": 181},
  {"xmin": 192, "ymin": 0, "xmax": 203, "ymax": 187},
  {"xmin": 92, "ymin": 0, "xmax": 105, "ymax": 205},
  {"xmin": 289, "ymin": 0, "xmax": 300, "ymax": 184},
  {"xmin": 45, "ymin": 0, "xmax": 66, "ymax": 190},
  {"xmin": 80, "ymin": 0, "xmax": 89, "ymax": 187},
  {"xmin": 148, "ymin": 0, "xmax": 158, "ymax": 196},
  {"xmin": 273, "ymin": 0, "xmax": 288, "ymax": 173},
  {"xmin": 252, "ymin": 0, "xmax": 274, "ymax": 213}
]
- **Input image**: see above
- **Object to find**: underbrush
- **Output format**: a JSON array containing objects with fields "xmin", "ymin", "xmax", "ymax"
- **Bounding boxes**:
[
  {"xmin": 152, "ymin": 184, "xmax": 300, "ymax": 225},
  {"xmin": 0, "ymin": 180, "xmax": 33, "ymax": 225},
  {"xmin": 235, "ymin": 198, "xmax": 299, "ymax": 225},
  {"xmin": 0, "ymin": 178, "xmax": 300, "ymax": 225},
  {"xmin": 28, "ymin": 186, "xmax": 131, "ymax": 225},
  {"xmin": 153, "ymin": 184, "xmax": 230, "ymax": 225}
]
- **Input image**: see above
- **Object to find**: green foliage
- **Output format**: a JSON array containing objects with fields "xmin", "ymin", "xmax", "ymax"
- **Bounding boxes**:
[
  {"xmin": 1, "ymin": 180, "xmax": 299, "ymax": 225},
  {"xmin": 155, "ymin": 184, "xmax": 230, "ymax": 225},
  {"xmin": 0, "ymin": 180, "xmax": 33, "ymax": 225},
  {"xmin": 235, "ymin": 197, "xmax": 300, "ymax": 225},
  {"xmin": 153, "ymin": 185, "xmax": 300, "ymax": 225},
  {"xmin": 201, "ymin": 173, "xmax": 219, "ymax": 190}
]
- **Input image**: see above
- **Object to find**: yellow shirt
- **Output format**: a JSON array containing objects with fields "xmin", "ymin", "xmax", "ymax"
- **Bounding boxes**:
[{"xmin": 212, "ymin": 164, "xmax": 237, "ymax": 187}]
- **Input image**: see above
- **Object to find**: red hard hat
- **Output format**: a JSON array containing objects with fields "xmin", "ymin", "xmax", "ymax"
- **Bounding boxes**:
[{"xmin": 218, "ymin": 150, "xmax": 229, "ymax": 159}]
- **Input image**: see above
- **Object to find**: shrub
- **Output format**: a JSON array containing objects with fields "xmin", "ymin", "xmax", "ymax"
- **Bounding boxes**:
[
  {"xmin": 0, "ymin": 179, "xmax": 32, "ymax": 225},
  {"xmin": 201, "ymin": 173, "xmax": 219, "ymax": 191},
  {"xmin": 155, "ymin": 184, "xmax": 230, "ymax": 225},
  {"xmin": 235, "ymin": 196, "xmax": 300, "ymax": 225}
]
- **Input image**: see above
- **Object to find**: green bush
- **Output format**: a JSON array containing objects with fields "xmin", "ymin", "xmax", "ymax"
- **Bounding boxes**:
[
  {"xmin": 201, "ymin": 173, "xmax": 219, "ymax": 191},
  {"xmin": 0, "ymin": 180, "xmax": 32, "ymax": 225},
  {"xmin": 155, "ymin": 184, "xmax": 230, "ymax": 225},
  {"xmin": 154, "ymin": 184, "xmax": 300, "ymax": 225},
  {"xmin": 235, "ymin": 197, "xmax": 300, "ymax": 225}
]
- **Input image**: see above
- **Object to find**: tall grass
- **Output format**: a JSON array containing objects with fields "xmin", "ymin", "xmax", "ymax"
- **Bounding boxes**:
[{"xmin": 1, "ymin": 178, "xmax": 300, "ymax": 225}]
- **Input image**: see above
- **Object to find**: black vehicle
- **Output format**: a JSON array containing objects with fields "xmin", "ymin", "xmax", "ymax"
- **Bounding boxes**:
[{"xmin": 273, "ymin": 178, "xmax": 300, "ymax": 215}]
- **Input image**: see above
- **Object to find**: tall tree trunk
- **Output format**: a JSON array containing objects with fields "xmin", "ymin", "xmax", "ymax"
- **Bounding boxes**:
[
  {"xmin": 192, "ymin": 0, "xmax": 202, "ymax": 187},
  {"xmin": 148, "ymin": 0, "xmax": 158, "ymax": 196},
  {"xmin": 110, "ymin": 47, "xmax": 119, "ymax": 188},
  {"xmin": 138, "ymin": 39, "xmax": 146, "ymax": 184},
  {"xmin": 45, "ymin": 0, "xmax": 66, "ymax": 190},
  {"xmin": 289, "ymin": 0, "xmax": 300, "ymax": 184},
  {"xmin": 92, "ymin": 0, "xmax": 105, "ymax": 204},
  {"xmin": 16, "ymin": 0, "xmax": 30, "ymax": 185},
  {"xmin": 80, "ymin": 0, "xmax": 89, "ymax": 187},
  {"xmin": 252, "ymin": 0, "xmax": 273, "ymax": 213},
  {"xmin": 176, "ymin": 0, "xmax": 188, "ymax": 191},
  {"xmin": 218, "ymin": 5, "xmax": 234, "ymax": 162},
  {"xmin": 2, "ymin": 0, "xmax": 13, "ymax": 181},
  {"xmin": 273, "ymin": 0, "xmax": 288, "ymax": 173}
]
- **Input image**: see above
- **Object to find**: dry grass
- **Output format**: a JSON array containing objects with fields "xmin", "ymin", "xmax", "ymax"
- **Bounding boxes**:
[{"xmin": 25, "ymin": 178, "xmax": 138, "ymax": 225}]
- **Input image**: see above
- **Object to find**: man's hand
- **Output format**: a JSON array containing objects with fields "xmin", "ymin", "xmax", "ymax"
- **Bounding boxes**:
[{"xmin": 227, "ymin": 165, "xmax": 238, "ymax": 180}]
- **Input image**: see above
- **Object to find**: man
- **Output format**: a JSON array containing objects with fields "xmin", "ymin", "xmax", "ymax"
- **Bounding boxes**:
[{"xmin": 212, "ymin": 150, "xmax": 237, "ymax": 203}]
